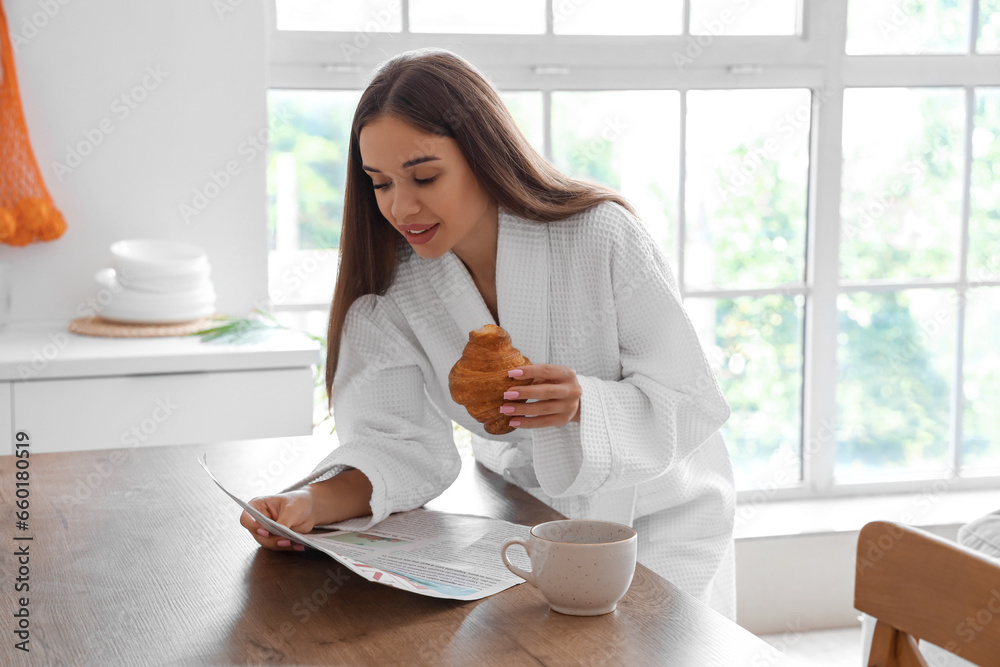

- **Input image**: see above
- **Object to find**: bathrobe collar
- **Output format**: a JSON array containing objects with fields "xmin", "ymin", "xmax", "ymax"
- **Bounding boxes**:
[{"xmin": 427, "ymin": 207, "xmax": 550, "ymax": 366}]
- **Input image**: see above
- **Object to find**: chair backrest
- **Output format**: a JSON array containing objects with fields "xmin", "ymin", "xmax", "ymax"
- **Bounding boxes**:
[{"xmin": 855, "ymin": 520, "xmax": 1000, "ymax": 667}]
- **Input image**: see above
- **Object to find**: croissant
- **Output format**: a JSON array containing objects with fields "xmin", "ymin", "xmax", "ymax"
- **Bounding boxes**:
[{"xmin": 449, "ymin": 324, "xmax": 532, "ymax": 435}]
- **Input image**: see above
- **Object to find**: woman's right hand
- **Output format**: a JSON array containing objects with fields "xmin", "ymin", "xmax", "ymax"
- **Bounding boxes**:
[
  {"xmin": 239, "ymin": 489, "xmax": 317, "ymax": 552},
  {"xmin": 239, "ymin": 470, "xmax": 374, "ymax": 551}
]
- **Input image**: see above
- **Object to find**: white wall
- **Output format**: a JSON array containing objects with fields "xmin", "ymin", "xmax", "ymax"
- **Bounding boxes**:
[
  {"xmin": 735, "ymin": 524, "xmax": 960, "ymax": 635},
  {"xmin": 0, "ymin": 0, "xmax": 269, "ymax": 323}
]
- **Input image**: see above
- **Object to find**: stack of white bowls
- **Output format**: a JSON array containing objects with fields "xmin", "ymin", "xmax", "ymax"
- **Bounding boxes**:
[{"xmin": 95, "ymin": 239, "xmax": 216, "ymax": 323}]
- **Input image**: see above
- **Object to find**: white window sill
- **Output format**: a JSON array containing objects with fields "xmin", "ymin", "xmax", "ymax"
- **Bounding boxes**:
[{"xmin": 734, "ymin": 488, "xmax": 998, "ymax": 541}]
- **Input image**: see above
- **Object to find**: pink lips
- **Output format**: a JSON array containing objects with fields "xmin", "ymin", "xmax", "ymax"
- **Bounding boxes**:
[{"xmin": 400, "ymin": 223, "xmax": 440, "ymax": 245}]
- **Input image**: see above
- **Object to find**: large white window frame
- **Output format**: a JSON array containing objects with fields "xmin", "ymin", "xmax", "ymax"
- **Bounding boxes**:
[{"xmin": 265, "ymin": 0, "xmax": 1000, "ymax": 502}]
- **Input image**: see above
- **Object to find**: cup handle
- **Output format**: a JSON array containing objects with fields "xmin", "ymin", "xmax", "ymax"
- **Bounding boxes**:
[{"xmin": 501, "ymin": 538, "xmax": 534, "ymax": 586}]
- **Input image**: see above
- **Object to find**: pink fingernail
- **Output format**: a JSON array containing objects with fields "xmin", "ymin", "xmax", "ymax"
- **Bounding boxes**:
[
  {"xmin": 257, "ymin": 528, "xmax": 270, "ymax": 537},
  {"xmin": 508, "ymin": 369, "xmax": 523, "ymax": 377},
  {"xmin": 510, "ymin": 420, "xmax": 521, "ymax": 427},
  {"xmin": 503, "ymin": 390, "xmax": 519, "ymax": 399},
  {"xmin": 500, "ymin": 405, "xmax": 515, "ymax": 414},
  {"xmin": 293, "ymin": 544, "xmax": 305, "ymax": 551},
  {"xmin": 277, "ymin": 539, "xmax": 291, "ymax": 547}
]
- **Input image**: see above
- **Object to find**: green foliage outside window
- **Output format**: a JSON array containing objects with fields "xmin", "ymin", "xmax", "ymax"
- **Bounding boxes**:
[{"xmin": 263, "ymin": 85, "xmax": 1000, "ymax": 487}]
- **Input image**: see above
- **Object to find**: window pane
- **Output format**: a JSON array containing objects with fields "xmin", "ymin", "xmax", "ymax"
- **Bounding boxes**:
[
  {"xmin": 687, "ymin": 295, "xmax": 804, "ymax": 490},
  {"xmin": 685, "ymin": 89, "xmax": 809, "ymax": 290},
  {"xmin": 551, "ymin": 91, "xmax": 680, "ymax": 267},
  {"xmin": 836, "ymin": 290, "xmax": 955, "ymax": 481},
  {"xmin": 267, "ymin": 90, "xmax": 359, "ymax": 305},
  {"xmin": 969, "ymin": 88, "xmax": 1000, "ymax": 281},
  {"xmin": 840, "ymin": 88, "xmax": 965, "ymax": 282},
  {"xmin": 554, "ymin": 0, "xmax": 682, "ymax": 35},
  {"xmin": 410, "ymin": 0, "xmax": 545, "ymax": 34},
  {"xmin": 963, "ymin": 287, "xmax": 1000, "ymax": 472},
  {"xmin": 846, "ymin": 0, "xmax": 972, "ymax": 54},
  {"xmin": 276, "ymin": 0, "xmax": 402, "ymax": 32},
  {"xmin": 981, "ymin": 0, "xmax": 1000, "ymax": 52},
  {"xmin": 268, "ymin": 250, "xmax": 340, "ymax": 306},
  {"xmin": 499, "ymin": 91, "xmax": 544, "ymax": 154},
  {"xmin": 690, "ymin": 0, "xmax": 799, "ymax": 35}
]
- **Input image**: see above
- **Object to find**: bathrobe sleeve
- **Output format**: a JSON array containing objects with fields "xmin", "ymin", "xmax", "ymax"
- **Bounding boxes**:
[
  {"xmin": 531, "ymin": 206, "xmax": 732, "ymax": 498},
  {"xmin": 280, "ymin": 293, "xmax": 460, "ymax": 528}
]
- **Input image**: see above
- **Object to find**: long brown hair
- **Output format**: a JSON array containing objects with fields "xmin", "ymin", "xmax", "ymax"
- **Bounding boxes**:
[{"xmin": 326, "ymin": 48, "xmax": 634, "ymax": 406}]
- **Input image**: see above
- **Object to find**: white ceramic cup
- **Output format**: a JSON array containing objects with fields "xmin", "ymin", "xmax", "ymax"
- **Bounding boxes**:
[{"xmin": 501, "ymin": 519, "xmax": 637, "ymax": 616}]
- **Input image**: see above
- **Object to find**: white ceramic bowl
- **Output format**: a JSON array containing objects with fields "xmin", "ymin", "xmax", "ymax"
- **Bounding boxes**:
[
  {"xmin": 95, "ymin": 267, "xmax": 214, "ymax": 296},
  {"xmin": 110, "ymin": 240, "xmax": 209, "ymax": 279},
  {"xmin": 103, "ymin": 265, "xmax": 213, "ymax": 294},
  {"xmin": 109, "ymin": 285, "xmax": 215, "ymax": 311},
  {"xmin": 94, "ymin": 269, "xmax": 216, "ymax": 323},
  {"xmin": 96, "ymin": 271, "xmax": 215, "ymax": 308},
  {"xmin": 99, "ymin": 302, "xmax": 216, "ymax": 324}
]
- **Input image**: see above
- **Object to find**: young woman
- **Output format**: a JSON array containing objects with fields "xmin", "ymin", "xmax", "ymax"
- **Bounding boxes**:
[{"xmin": 240, "ymin": 49, "xmax": 737, "ymax": 619}]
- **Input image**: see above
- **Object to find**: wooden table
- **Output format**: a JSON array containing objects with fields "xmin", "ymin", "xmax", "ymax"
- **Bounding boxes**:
[{"xmin": 0, "ymin": 436, "xmax": 786, "ymax": 666}]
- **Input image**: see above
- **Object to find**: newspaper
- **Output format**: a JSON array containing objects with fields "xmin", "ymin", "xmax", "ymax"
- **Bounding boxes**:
[{"xmin": 200, "ymin": 455, "xmax": 532, "ymax": 600}]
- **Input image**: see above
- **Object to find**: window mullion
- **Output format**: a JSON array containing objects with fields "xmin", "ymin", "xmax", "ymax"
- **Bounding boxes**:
[
  {"xmin": 971, "ymin": 0, "xmax": 981, "ymax": 53},
  {"xmin": 950, "ymin": 87, "xmax": 976, "ymax": 477},
  {"xmin": 952, "ymin": 295, "xmax": 969, "ymax": 478},
  {"xmin": 270, "ymin": 33, "xmax": 820, "ymax": 70},
  {"xmin": 842, "ymin": 55, "xmax": 1000, "ymax": 87},
  {"xmin": 801, "ymin": 0, "xmax": 848, "ymax": 494}
]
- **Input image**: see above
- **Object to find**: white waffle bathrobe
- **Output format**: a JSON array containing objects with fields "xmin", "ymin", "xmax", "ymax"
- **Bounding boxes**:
[{"xmin": 282, "ymin": 202, "xmax": 737, "ymax": 619}]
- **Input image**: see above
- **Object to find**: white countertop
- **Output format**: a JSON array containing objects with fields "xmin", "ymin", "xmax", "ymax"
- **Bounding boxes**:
[{"xmin": 0, "ymin": 320, "xmax": 322, "ymax": 381}]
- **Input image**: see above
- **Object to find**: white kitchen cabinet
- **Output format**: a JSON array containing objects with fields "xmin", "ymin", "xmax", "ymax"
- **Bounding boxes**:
[{"xmin": 0, "ymin": 321, "xmax": 321, "ymax": 454}]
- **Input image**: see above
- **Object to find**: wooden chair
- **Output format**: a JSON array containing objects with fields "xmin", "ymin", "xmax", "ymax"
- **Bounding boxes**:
[{"xmin": 854, "ymin": 520, "xmax": 1000, "ymax": 667}]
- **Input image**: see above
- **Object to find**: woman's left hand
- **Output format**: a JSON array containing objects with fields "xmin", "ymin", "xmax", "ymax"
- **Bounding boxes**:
[{"xmin": 501, "ymin": 364, "xmax": 582, "ymax": 429}]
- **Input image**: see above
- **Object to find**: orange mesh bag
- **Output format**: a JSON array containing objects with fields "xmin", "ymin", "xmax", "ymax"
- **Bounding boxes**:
[{"xmin": 0, "ymin": 2, "xmax": 66, "ymax": 247}]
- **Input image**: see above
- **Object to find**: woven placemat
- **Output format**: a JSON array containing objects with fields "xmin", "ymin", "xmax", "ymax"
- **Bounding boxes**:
[{"xmin": 68, "ymin": 316, "xmax": 216, "ymax": 338}]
